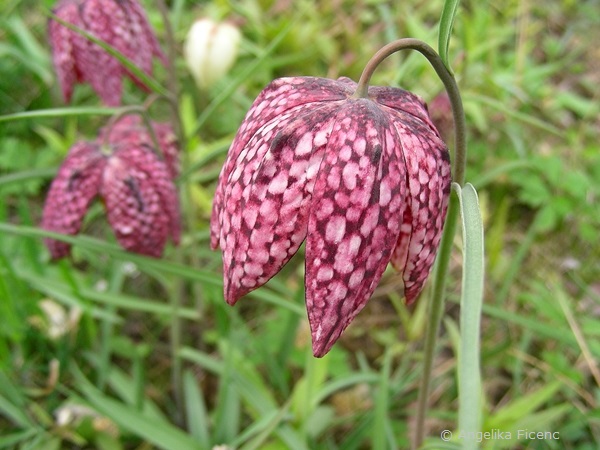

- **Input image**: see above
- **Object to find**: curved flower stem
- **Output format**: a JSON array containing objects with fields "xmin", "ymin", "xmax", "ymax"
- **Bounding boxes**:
[
  {"xmin": 355, "ymin": 38, "xmax": 467, "ymax": 448},
  {"xmin": 354, "ymin": 38, "xmax": 465, "ymax": 185}
]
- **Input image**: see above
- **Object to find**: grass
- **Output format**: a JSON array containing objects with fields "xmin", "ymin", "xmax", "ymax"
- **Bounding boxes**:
[{"xmin": 1, "ymin": 0, "xmax": 599, "ymax": 449}]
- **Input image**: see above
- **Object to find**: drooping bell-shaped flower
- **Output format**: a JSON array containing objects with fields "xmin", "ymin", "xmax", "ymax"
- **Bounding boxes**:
[
  {"xmin": 99, "ymin": 115, "xmax": 180, "ymax": 179},
  {"xmin": 48, "ymin": 0, "xmax": 167, "ymax": 106},
  {"xmin": 211, "ymin": 76, "xmax": 451, "ymax": 357},
  {"xmin": 183, "ymin": 18, "xmax": 241, "ymax": 89},
  {"xmin": 42, "ymin": 117, "xmax": 180, "ymax": 259}
]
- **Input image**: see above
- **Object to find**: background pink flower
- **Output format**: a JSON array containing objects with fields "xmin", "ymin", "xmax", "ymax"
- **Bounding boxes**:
[
  {"xmin": 42, "ymin": 117, "xmax": 180, "ymax": 259},
  {"xmin": 48, "ymin": 0, "xmax": 167, "ymax": 105}
]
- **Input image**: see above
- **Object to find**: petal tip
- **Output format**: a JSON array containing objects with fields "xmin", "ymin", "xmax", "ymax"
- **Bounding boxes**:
[
  {"xmin": 311, "ymin": 341, "xmax": 331, "ymax": 358},
  {"xmin": 309, "ymin": 320, "xmax": 341, "ymax": 358}
]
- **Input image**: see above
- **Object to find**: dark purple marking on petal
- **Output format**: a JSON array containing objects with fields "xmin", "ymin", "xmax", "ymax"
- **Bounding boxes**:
[
  {"xmin": 114, "ymin": 145, "xmax": 181, "ymax": 248},
  {"xmin": 305, "ymin": 99, "xmax": 406, "ymax": 357},
  {"xmin": 369, "ymin": 85, "xmax": 439, "ymax": 133},
  {"xmin": 101, "ymin": 157, "xmax": 169, "ymax": 257},
  {"xmin": 210, "ymin": 76, "xmax": 354, "ymax": 250},
  {"xmin": 41, "ymin": 141, "xmax": 105, "ymax": 258},
  {"xmin": 222, "ymin": 103, "xmax": 342, "ymax": 305},
  {"xmin": 383, "ymin": 105, "xmax": 451, "ymax": 303}
]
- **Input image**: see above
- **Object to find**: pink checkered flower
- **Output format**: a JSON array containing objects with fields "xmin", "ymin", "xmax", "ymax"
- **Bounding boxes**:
[
  {"xmin": 42, "ymin": 118, "xmax": 180, "ymax": 259},
  {"xmin": 99, "ymin": 115, "xmax": 180, "ymax": 179},
  {"xmin": 211, "ymin": 76, "xmax": 451, "ymax": 357},
  {"xmin": 48, "ymin": 0, "xmax": 167, "ymax": 106}
]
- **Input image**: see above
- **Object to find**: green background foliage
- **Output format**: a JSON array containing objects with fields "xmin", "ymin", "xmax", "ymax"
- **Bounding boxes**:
[{"xmin": 1, "ymin": 0, "xmax": 599, "ymax": 448}]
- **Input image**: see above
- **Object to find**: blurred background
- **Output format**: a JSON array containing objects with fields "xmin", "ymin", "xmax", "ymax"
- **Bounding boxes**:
[{"xmin": 0, "ymin": 0, "xmax": 599, "ymax": 448}]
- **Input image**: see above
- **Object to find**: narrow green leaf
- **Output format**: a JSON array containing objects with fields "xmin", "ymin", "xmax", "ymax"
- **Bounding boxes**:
[
  {"xmin": 0, "ymin": 429, "xmax": 40, "ymax": 448},
  {"xmin": 462, "ymin": 93, "xmax": 561, "ymax": 136},
  {"xmin": 6, "ymin": 16, "xmax": 50, "ymax": 67},
  {"xmin": 214, "ymin": 345, "xmax": 241, "ymax": 444},
  {"xmin": 178, "ymin": 347, "xmax": 223, "ymax": 375},
  {"xmin": 0, "ymin": 395, "xmax": 33, "ymax": 428},
  {"xmin": 486, "ymin": 381, "xmax": 562, "ymax": 427},
  {"xmin": 481, "ymin": 303, "xmax": 577, "ymax": 347},
  {"xmin": 19, "ymin": 268, "xmax": 199, "ymax": 320},
  {"xmin": 291, "ymin": 348, "xmax": 329, "ymax": 427},
  {"xmin": 438, "ymin": 0, "xmax": 461, "ymax": 69},
  {"xmin": 0, "ymin": 223, "xmax": 304, "ymax": 315},
  {"xmin": 73, "ymin": 368, "xmax": 202, "ymax": 450},
  {"xmin": 95, "ymin": 432, "xmax": 125, "ymax": 450},
  {"xmin": 315, "ymin": 372, "xmax": 380, "ymax": 405},
  {"xmin": 2, "ymin": 17, "xmax": 52, "ymax": 84},
  {"xmin": 0, "ymin": 107, "xmax": 121, "ymax": 123},
  {"xmin": 92, "ymin": 359, "xmax": 167, "ymax": 422},
  {"xmin": 372, "ymin": 349, "xmax": 392, "ymax": 450},
  {"xmin": 455, "ymin": 183, "xmax": 484, "ymax": 450},
  {"xmin": 236, "ymin": 404, "xmax": 290, "ymax": 450},
  {"xmin": 183, "ymin": 370, "xmax": 211, "ymax": 448}
]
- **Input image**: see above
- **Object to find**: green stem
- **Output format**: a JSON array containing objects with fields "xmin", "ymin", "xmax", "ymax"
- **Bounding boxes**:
[
  {"xmin": 414, "ymin": 196, "xmax": 459, "ymax": 449},
  {"xmin": 354, "ymin": 38, "xmax": 467, "ymax": 448},
  {"xmin": 155, "ymin": 0, "xmax": 186, "ymax": 426},
  {"xmin": 155, "ymin": 0, "xmax": 184, "ymax": 144},
  {"xmin": 97, "ymin": 261, "xmax": 128, "ymax": 391},
  {"xmin": 354, "ymin": 38, "xmax": 466, "ymax": 185}
]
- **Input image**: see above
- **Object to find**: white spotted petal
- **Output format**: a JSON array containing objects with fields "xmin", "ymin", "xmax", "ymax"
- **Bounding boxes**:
[
  {"xmin": 211, "ymin": 76, "xmax": 451, "ymax": 357},
  {"xmin": 371, "ymin": 87, "xmax": 451, "ymax": 303},
  {"xmin": 305, "ymin": 99, "xmax": 406, "ymax": 357},
  {"xmin": 211, "ymin": 77, "xmax": 354, "ymax": 250},
  {"xmin": 222, "ymin": 105, "xmax": 342, "ymax": 303}
]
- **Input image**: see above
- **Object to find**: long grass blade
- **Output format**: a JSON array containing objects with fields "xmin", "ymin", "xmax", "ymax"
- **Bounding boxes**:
[
  {"xmin": 0, "ymin": 107, "xmax": 121, "ymax": 123},
  {"xmin": 183, "ymin": 370, "xmax": 211, "ymax": 447},
  {"xmin": 72, "ymin": 367, "xmax": 203, "ymax": 450}
]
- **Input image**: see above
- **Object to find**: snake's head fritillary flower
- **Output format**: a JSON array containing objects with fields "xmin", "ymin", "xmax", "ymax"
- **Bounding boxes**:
[
  {"xmin": 42, "ymin": 118, "xmax": 180, "ymax": 259},
  {"xmin": 48, "ymin": 0, "xmax": 167, "ymax": 106},
  {"xmin": 99, "ymin": 115, "xmax": 180, "ymax": 179},
  {"xmin": 183, "ymin": 18, "xmax": 241, "ymax": 89},
  {"xmin": 211, "ymin": 76, "xmax": 451, "ymax": 357}
]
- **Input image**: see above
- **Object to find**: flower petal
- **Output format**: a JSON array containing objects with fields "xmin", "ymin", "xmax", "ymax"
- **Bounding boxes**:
[
  {"xmin": 115, "ymin": 145, "xmax": 181, "ymax": 247},
  {"xmin": 100, "ymin": 115, "xmax": 180, "ymax": 179},
  {"xmin": 41, "ymin": 141, "xmax": 105, "ymax": 259},
  {"xmin": 305, "ymin": 99, "xmax": 406, "ymax": 357},
  {"xmin": 125, "ymin": 0, "xmax": 168, "ymax": 66},
  {"xmin": 77, "ymin": 0, "xmax": 127, "ymax": 105},
  {"xmin": 222, "ymin": 104, "xmax": 341, "ymax": 304},
  {"xmin": 48, "ymin": 0, "xmax": 81, "ymax": 103},
  {"xmin": 101, "ymin": 157, "xmax": 169, "ymax": 257},
  {"xmin": 369, "ymin": 86, "xmax": 437, "ymax": 130},
  {"xmin": 210, "ymin": 76, "xmax": 353, "ymax": 250},
  {"xmin": 384, "ymin": 107, "xmax": 451, "ymax": 303}
]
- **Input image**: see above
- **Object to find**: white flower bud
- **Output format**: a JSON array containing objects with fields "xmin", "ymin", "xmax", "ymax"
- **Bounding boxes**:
[{"xmin": 184, "ymin": 19, "xmax": 241, "ymax": 89}]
